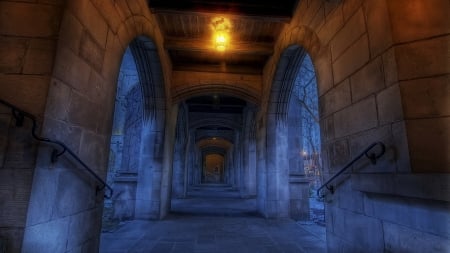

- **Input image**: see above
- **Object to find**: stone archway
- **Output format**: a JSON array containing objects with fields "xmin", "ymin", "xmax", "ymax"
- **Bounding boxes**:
[
  {"xmin": 103, "ymin": 35, "xmax": 168, "ymax": 222},
  {"xmin": 260, "ymin": 44, "xmax": 323, "ymax": 220}
]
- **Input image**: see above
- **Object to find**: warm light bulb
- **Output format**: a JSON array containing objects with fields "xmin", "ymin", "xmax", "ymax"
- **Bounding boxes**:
[
  {"xmin": 215, "ymin": 32, "xmax": 228, "ymax": 51},
  {"xmin": 216, "ymin": 35, "xmax": 226, "ymax": 43}
]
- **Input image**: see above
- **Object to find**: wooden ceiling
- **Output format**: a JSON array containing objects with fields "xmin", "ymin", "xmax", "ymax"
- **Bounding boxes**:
[{"xmin": 148, "ymin": 0, "xmax": 299, "ymax": 75}]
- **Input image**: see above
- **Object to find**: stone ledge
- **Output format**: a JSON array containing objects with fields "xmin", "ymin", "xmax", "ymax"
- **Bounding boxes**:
[
  {"xmin": 114, "ymin": 171, "xmax": 138, "ymax": 182},
  {"xmin": 351, "ymin": 174, "xmax": 450, "ymax": 202},
  {"xmin": 289, "ymin": 174, "xmax": 310, "ymax": 184}
]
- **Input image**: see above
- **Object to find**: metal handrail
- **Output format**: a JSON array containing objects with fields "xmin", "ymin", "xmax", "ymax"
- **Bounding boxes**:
[
  {"xmin": 0, "ymin": 99, "xmax": 113, "ymax": 199},
  {"xmin": 317, "ymin": 142, "xmax": 385, "ymax": 197}
]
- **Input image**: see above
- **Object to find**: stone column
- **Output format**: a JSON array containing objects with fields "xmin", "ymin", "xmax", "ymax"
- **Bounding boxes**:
[
  {"xmin": 287, "ymin": 94, "xmax": 309, "ymax": 220},
  {"xmin": 135, "ymin": 124, "xmax": 163, "ymax": 220},
  {"xmin": 265, "ymin": 115, "xmax": 290, "ymax": 218},
  {"xmin": 242, "ymin": 108, "xmax": 257, "ymax": 197}
]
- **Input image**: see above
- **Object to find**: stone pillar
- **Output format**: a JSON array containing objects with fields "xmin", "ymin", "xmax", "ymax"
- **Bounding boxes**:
[
  {"xmin": 247, "ymin": 140, "xmax": 257, "ymax": 196},
  {"xmin": 172, "ymin": 105, "xmax": 188, "ymax": 199},
  {"xmin": 186, "ymin": 131, "xmax": 195, "ymax": 187},
  {"xmin": 256, "ymin": 114, "xmax": 267, "ymax": 215},
  {"xmin": 264, "ymin": 115, "xmax": 290, "ymax": 218},
  {"xmin": 135, "ymin": 125, "xmax": 163, "ymax": 220},
  {"xmin": 287, "ymin": 93, "xmax": 308, "ymax": 220},
  {"xmin": 289, "ymin": 174, "xmax": 310, "ymax": 220},
  {"xmin": 243, "ymin": 108, "xmax": 257, "ymax": 197},
  {"xmin": 228, "ymin": 145, "xmax": 236, "ymax": 188},
  {"xmin": 194, "ymin": 144, "xmax": 201, "ymax": 185},
  {"xmin": 182, "ymin": 132, "xmax": 191, "ymax": 196}
]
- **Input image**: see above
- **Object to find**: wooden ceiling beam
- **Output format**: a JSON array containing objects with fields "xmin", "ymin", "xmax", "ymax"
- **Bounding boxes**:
[
  {"xmin": 164, "ymin": 37, "xmax": 273, "ymax": 56},
  {"xmin": 172, "ymin": 63, "xmax": 262, "ymax": 75},
  {"xmin": 151, "ymin": 9, "xmax": 292, "ymax": 23}
]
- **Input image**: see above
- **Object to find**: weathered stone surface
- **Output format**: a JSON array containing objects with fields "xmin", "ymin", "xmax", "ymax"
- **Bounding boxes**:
[
  {"xmin": 45, "ymin": 79, "xmax": 71, "ymax": 121},
  {"xmin": 0, "ymin": 37, "xmax": 27, "ymax": 73},
  {"xmin": 67, "ymin": 0, "xmax": 108, "ymax": 47},
  {"xmin": 348, "ymin": 125, "xmax": 396, "ymax": 173},
  {"xmin": 320, "ymin": 79, "xmax": 351, "ymax": 117},
  {"xmin": 330, "ymin": 7, "xmax": 366, "ymax": 60},
  {"xmin": 23, "ymin": 39, "xmax": 56, "ymax": 75},
  {"xmin": 395, "ymin": 35, "xmax": 449, "ymax": 81},
  {"xmin": 381, "ymin": 47, "xmax": 398, "ymax": 86},
  {"xmin": 2, "ymin": 120, "xmax": 38, "ymax": 170},
  {"xmin": 354, "ymin": 174, "xmax": 450, "ymax": 202},
  {"xmin": 22, "ymin": 216, "xmax": 70, "ymax": 253},
  {"xmin": 317, "ymin": 6, "xmax": 344, "ymax": 45},
  {"xmin": 67, "ymin": 207, "xmax": 102, "ymax": 250},
  {"xmin": 54, "ymin": 168, "xmax": 97, "ymax": 218},
  {"xmin": 320, "ymin": 115, "xmax": 334, "ymax": 142},
  {"xmin": 172, "ymin": 71, "xmax": 262, "ymax": 102},
  {"xmin": 53, "ymin": 47, "xmax": 91, "ymax": 90},
  {"xmin": 377, "ymin": 84, "xmax": 403, "ymax": 125},
  {"xmin": 0, "ymin": 228, "xmax": 24, "ymax": 253},
  {"xmin": 334, "ymin": 180, "xmax": 364, "ymax": 213},
  {"xmin": 363, "ymin": 0, "xmax": 393, "ymax": 57},
  {"xmin": 327, "ymin": 138, "xmax": 349, "ymax": 172},
  {"xmin": 350, "ymin": 57, "xmax": 385, "ymax": 102},
  {"xmin": 0, "ymin": 169, "xmax": 33, "ymax": 227},
  {"xmin": 302, "ymin": 0, "xmax": 323, "ymax": 26},
  {"xmin": 342, "ymin": 0, "xmax": 363, "ymax": 21},
  {"xmin": 57, "ymin": 11, "xmax": 83, "ymax": 55},
  {"xmin": 387, "ymin": 0, "xmax": 450, "ymax": 43},
  {"xmin": 400, "ymin": 75, "xmax": 450, "ymax": 119},
  {"xmin": 315, "ymin": 48, "xmax": 333, "ymax": 96},
  {"xmin": 392, "ymin": 121, "xmax": 411, "ymax": 172},
  {"xmin": 101, "ymin": 32, "xmax": 124, "ymax": 83},
  {"xmin": 332, "ymin": 34, "xmax": 370, "ymax": 83},
  {"xmin": 363, "ymin": 193, "xmax": 450, "ymax": 238},
  {"xmin": 0, "ymin": 114, "xmax": 11, "ymax": 168},
  {"xmin": 0, "ymin": 2, "xmax": 62, "ymax": 37},
  {"xmin": 25, "ymin": 166, "xmax": 59, "ymax": 226},
  {"xmin": 331, "ymin": 206, "xmax": 384, "ymax": 252},
  {"xmin": 333, "ymin": 96, "xmax": 378, "ymax": 138},
  {"xmin": 0, "ymin": 74, "xmax": 50, "ymax": 117},
  {"xmin": 80, "ymin": 31, "xmax": 105, "ymax": 72},
  {"xmin": 87, "ymin": 69, "xmax": 108, "ymax": 106},
  {"xmin": 309, "ymin": 5, "xmax": 325, "ymax": 31},
  {"xmin": 406, "ymin": 117, "xmax": 450, "ymax": 172},
  {"xmin": 79, "ymin": 131, "xmax": 108, "ymax": 173},
  {"xmin": 384, "ymin": 221, "xmax": 450, "ymax": 253},
  {"xmin": 66, "ymin": 91, "xmax": 100, "ymax": 131}
]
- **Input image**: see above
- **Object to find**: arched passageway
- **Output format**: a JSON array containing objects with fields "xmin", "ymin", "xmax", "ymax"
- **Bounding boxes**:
[
  {"xmin": 103, "ymin": 36, "xmax": 167, "ymax": 229},
  {"xmin": 259, "ymin": 45, "xmax": 323, "ymax": 221},
  {"xmin": 169, "ymin": 94, "xmax": 259, "ymax": 216}
]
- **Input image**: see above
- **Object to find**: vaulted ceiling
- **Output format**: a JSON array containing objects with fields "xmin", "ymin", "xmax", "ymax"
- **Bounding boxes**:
[
  {"xmin": 147, "ymin": 0, "xmax": 300, "ymax": 146},
  {"xmin": 148, "ymin": 0, "xmax": 299, "ymax": 75}
]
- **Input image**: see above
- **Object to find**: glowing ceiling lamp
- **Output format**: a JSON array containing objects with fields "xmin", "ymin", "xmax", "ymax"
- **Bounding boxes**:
[
  {"xmin": 215, "ymin": 32, "xmax": 227, "ymax": 52},
  {"xmin": 211, "ymin": 17, "xmax": 231, "ymax": 52}
]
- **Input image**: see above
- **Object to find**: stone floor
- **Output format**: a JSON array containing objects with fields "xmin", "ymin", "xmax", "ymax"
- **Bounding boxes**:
[
  {"xmin": 100, "ymin": 215, "xmax": 326, "ymax": 253},
  {"xmin": 100, "ymin": 185, "xmax": 326, "ymax": 253}
]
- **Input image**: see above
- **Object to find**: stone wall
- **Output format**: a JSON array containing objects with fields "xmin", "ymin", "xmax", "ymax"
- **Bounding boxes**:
[
  {"xmin": 259, "ymin": 0, "xmax": 449, "ymax": 252},
  {"xmin": 15, "ymin": 0, "xmax": 172, "ymax": 252},
  {"xmin": 0, "ymin": 1, "xmax": 63, "ymax": 252},
  {"xmin": 0, "ymin": 104, "xmax": 38, "ymax": 253}
]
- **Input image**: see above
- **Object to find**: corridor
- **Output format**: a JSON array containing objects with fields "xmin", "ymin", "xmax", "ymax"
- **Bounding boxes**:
[
  {"xmin": 1, "ymin": 0, "xmax": 448, "ymax": 252},
  {"xmin": 100, "ymin": 195, "xmax": 326, "ymax": 253}
]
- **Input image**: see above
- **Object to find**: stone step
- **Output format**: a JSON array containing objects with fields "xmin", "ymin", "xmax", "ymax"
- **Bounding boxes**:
[
  {"xmin": 186, "ymin": 188, "xmax": 241, "ymax": 198},
  {"xmin": 170, "ymin": 198, "xmax": 258, "ymax": 217},
  {"xmin": 189, "ymin": 187, "xmax": 235, "ymax": 192}
]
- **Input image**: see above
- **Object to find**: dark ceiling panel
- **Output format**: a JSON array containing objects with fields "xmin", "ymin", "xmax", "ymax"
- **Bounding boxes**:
[
  {"xmin": 149, "ymin": 0, "xmax": 299, "ymax": 18},
  {"xmin": 148, "ymin": 0, "xmax": 298, "ymax": 75}
]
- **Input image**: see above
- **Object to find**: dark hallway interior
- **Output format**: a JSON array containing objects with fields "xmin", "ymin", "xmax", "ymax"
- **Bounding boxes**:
[{"xmin": 0, "ymin": 0, "xmax": 449, "ymax": 252}]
